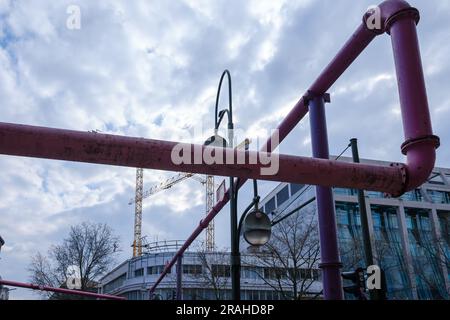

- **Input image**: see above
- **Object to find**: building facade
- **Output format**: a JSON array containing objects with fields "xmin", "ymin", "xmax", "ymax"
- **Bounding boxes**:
[
  {"xmin": 99, "ymin": 158, "xmax": 449, "ymax": 300},
  {"xmin": 259, "ymin": 157, "xmax": 450, "ymax": 300},
  {"xmin": 98, "ymin": 240, "xmax": 322, "ymax": 300}
]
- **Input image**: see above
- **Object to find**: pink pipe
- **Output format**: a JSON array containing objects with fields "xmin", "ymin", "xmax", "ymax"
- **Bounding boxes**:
[
  {"xmin": 386, "ymin": 5, "xmax": 440, "ymax": 190},
  {"xmin": 0, "ymin": 122, "xmax": 405, "ymax": 194},
  {"xmin": 0, "ymin": 279, "xmax": 126, "ymax": 300}
]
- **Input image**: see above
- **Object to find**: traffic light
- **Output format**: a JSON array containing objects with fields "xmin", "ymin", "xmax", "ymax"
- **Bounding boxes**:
[{"xmin": 341, "ymin": 267, "xmax": 367, "ymax": 300}]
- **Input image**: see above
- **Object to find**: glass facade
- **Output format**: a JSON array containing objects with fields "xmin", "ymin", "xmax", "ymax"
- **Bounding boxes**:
[
  {"xmin": 335, "ymin": 202, "xmax": 365, "ymax": 269},
  {"xmin": 405, "ymin": 208, "xmax": 448, "ymax": 299},
  {"xmin": 371, "ymin": 205, "xmax": 411, "ymax": 299},
  {"xmin": 437, "ymin": 211, "xmax": 450, "ymax": 284}
]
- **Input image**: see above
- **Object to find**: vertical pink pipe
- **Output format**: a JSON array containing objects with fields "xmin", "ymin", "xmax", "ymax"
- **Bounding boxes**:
[{"xmin": 387, "ymin": 5, "xmax": 440, "ymax": 191}]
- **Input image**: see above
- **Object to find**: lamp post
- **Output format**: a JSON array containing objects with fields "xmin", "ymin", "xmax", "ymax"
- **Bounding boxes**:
[
  {"xmin": 205, "ymin": 70, "xmax": 240, "ymax": 299},
  {"xmin": 349, "ymin": 138, "xmax": 386, "ymax": 300},
  {"xmin": 206, "ymin": 71, "xmax": 271, "ymax": 300}
]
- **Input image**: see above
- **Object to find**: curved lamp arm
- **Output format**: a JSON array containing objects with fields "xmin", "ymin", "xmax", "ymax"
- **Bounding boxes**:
[{"xmin": 214, "ymin": 70, "xmax": 233, "ymax": 131}]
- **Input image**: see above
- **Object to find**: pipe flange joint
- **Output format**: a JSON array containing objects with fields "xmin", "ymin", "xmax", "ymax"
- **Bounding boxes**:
[
  {"xmin": 400, "ymin": 134, "xmax": 440, "ymax": 155},
  {"xmin": 387, "ymin": 162, "xmax": 408, "ymax": 198},
  {"xmin": 362, "ymin": 1, "xmax": 420, "ymax": 35},
  {"xmin": 385, "ymin": 7, "xmax": 420, "ymax": 35},
  {"xmin": 303, "ymin": 91, "xmax": 331, "ymax": 107}
]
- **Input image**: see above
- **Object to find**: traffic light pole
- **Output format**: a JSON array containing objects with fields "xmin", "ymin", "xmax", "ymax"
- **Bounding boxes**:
[{"xmin": 350, "ymin": 138, "xmax": 385, "ymax": 300}]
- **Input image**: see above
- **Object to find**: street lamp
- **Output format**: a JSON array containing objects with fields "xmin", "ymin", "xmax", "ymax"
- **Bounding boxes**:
[
  {"xmin": 231, "ymin": 177, "xmax": 271, "ymax": 301},
  {"xmin": 204, "ymin": 134, "xmax": 227, "ymax": 148},
  {"xmin": 206, "ymin": 70, "xmax": 240, "ymax": 300},
  {"xmin": 242, "ymin": 208, "xmax": 271, "ymax": 246},
  {"xmin": 206, "ymin": 71, "xmax": 270, "ymax": 300}
]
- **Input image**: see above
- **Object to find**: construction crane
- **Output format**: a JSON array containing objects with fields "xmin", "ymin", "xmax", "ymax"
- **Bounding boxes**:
[
  {"xmin": 129, "ymin": 139, "xmax": 250, "ymax": 257},
  {"xmin": 130, "ymin": 171, "xmax": 207, "ymax": 257},
  {"xmin": 132, "ymin": 168, "xmax": 143, "ymax": 257}
]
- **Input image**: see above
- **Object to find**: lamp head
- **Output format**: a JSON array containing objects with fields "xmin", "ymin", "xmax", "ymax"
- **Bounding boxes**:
[
  {"xmin": 243, "ymin": 209, "xmax": 271, "ymax": 246},
  {"xmin": 204, "ymin": 134, "xmax": 227, "ymax": 148}
]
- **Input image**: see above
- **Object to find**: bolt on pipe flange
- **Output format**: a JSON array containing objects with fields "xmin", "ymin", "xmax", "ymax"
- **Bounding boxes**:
[{"xmin": 387, "ymin": 162, "xmax": 408, "ymax": 198}]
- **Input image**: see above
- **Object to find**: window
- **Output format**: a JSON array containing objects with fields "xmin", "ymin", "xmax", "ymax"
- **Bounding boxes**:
[
  {"xmin": 400, "ymin": 189, "xmax": 423, "ymax": 202},
  {"xmin": 148, "ymin": 265, "xmax": 170, "ymax": 275},
  {"xmin": 312, "ymin": 269, "xmax": 320, "ymax": 281},
  {"xmin": 366, "ymin": 191, "xmax": 385, "ymax": 198},
  {"xmin": 290, "ymin": 183, "xmax": 304, "ymax": 196},
  {"xmin": 103, "ymin": 273, "xmax": 126, "ymax": 293},
  {"xmin": 334, "ymin": 188, "xmax": 357, "ymax": 196},
  {"xmin": 134, "ymin": 268, "xmax": 144, "ymax": 277},
  {"xmin": 428, "ymin": 172, "xmax": 445, "ymax": 185},
  {"xmin": 264, "ymin": 197, "xmax": 276, "ymax": 215},
  {"xmin": 183, "ymin": 264, "xmax": 202, "ymax": 275},
  {"xmin": 276, "ymin": 185, "xmax": 289, "ymax": 207},
  {"xmin": 263, "ymin": 267, "xmax": 286, "ymax": 280},
  {"xmin": 212, "ymin": 264, "xmax": 230, "ymax": 278},
  {"xmin": 300, "ymin": 268, "xmax": 311, "ymax": 279},
  {"xmin": 125, "ymin": 290, "xmax": 143, "ymax": 300},
  {"xmin": 427, "ymin": 190, "xmax": 450, "ymax": 204},
  {"xmin": 242, "ymin": 266, "xmax": 260, "ymax": 280}
]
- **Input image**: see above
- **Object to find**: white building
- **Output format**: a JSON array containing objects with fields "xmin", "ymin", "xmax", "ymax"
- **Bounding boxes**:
[{"xmin": 98, "ymin": 240, "xmax": 322, "ymax": 300}]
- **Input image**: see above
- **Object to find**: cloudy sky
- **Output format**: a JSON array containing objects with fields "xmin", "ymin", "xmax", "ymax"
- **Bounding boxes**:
[{"xmin": 0, "ymin": 0, "xmax": 449, "ymax": 299}]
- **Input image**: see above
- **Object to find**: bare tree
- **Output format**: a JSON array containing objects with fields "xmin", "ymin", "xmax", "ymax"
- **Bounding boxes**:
[
  {"xmin": 248, "ymin": 205, "xmax": 321, "ymax": 300},
  {"xmin": 28, "ymin": 222, "xmax": 120, "ymax": 299},
  {"xmin": 411, "ymin": 233, "xmax": 449, "ymax": 299},
  {"xmin": 195, "ymin": 244, "xmax": 230, "ymax": 300}
]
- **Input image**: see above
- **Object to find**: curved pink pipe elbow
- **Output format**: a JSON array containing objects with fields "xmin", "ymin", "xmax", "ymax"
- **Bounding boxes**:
[
  {"xmin": 404, "ymin": 143, "xmax": 437, "ymax": 191},
  {"xmin": 370, "ymin": 0, "xmax": 440, "ymax": 194}
]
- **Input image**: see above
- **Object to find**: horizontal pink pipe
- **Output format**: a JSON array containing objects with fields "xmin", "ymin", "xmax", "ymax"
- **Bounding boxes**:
[
  {"xmin": 0, "ymin": 122, "xmax": 405, "ymax": 195},
  {"xmin": 0, "ymin": 279, "xmax": 126, "ymax": 300}
]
